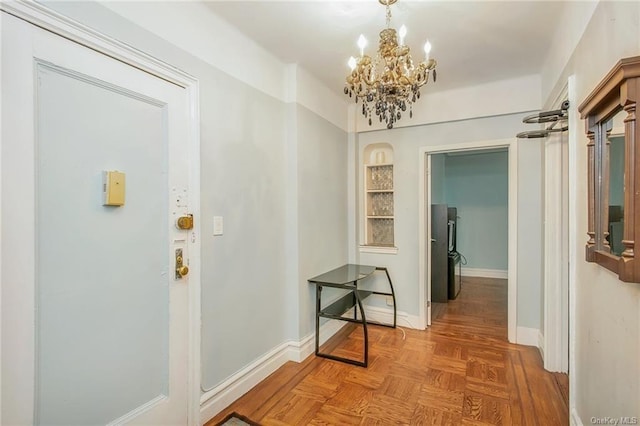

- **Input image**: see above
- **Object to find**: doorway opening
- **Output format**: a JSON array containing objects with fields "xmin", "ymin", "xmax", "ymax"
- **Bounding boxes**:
[
  {"xmin": 430, "ymin": 149, "xmax": 509, "ymax": 328},
  {"xmin": 418, "ymin": 139, "xmax": 518, "ymax": 343}
]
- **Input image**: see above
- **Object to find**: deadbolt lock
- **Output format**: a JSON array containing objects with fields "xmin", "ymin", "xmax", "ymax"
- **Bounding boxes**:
[
  {"xmin": 176, "ymin": 214, "xmax": 194, "ymax": 230},
  {"xmin": 175, "ymin": 248, "xmax": 189, "ymax": 279}
]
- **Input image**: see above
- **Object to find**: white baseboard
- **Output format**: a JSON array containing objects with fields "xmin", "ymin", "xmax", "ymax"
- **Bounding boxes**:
[
  {"xmin": 537, "ymin": 330, "xmax": 545, "ymax": 359},
  {"xmin": 340, "ymin": 305, "xmax": 422, "ymax": 330},
  {"xmin": 286, "ymin": 333, "xmax": 315, "ymax": 364},
  {"xmin": 516, "ymin": 326, "xmax": 541, "ymax": 348},
  {"xmin": 107, "ymin": 395, "xmax": 166, "ymax": 426},
  {"xmin": 199, "ymin": 305, "xmax": 419, "ymax": 424},
  {"xmin": 287, "ymin": 318, "xmax": 349, "ymax": 363},
  {"xmin": 199, "ymin": 339, "xmax": 293, "ymax": 425},
  {"xmin": 570, "ymin": 408, "xmax": 584, "ymax": 426},
  {"xmin": 461, "ymin": 267, "xmax": 508, "ymax": 279},
  {"xmin": 362, "ymin": 305, "xmax": 422, "ymax": 330},
  {"xmin": 199, "ymin": 318, "xmax": 348, "ymax": 425}
]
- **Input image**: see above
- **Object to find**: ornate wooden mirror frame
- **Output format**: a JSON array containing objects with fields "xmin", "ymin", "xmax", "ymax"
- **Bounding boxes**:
[{"xmin": 579, "ymin": 56, "xmax": 640, "ymax": 282}]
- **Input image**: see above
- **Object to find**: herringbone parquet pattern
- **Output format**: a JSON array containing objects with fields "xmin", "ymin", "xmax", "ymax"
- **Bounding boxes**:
[{"xmin": 207, "ymin": 277, "xmax": 568, "ymax": 425}]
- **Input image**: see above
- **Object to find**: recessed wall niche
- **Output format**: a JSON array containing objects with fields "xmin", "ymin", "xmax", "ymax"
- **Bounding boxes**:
[{"xmin": 362, "ymin": 143, "xmax": 396, "ymax": 251}]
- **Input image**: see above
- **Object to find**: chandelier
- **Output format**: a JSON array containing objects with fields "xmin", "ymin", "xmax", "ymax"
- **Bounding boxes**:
[{"xmin": 344, "ymin": 0, "xmax": 437, "ymax": 129}]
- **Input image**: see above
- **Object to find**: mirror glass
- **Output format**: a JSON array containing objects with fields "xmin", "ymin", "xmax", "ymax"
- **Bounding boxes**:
[{"xmin": 606, "ymin": 109, "xmax": 626, "ymax": 256}]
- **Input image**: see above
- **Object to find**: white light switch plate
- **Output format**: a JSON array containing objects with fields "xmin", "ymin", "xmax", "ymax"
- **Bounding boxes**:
[{"xmin": 213, "ymin": 216, "xmax": 224, "ymax": 236}]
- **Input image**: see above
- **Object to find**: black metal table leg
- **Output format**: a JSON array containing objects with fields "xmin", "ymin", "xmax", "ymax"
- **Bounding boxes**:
[
  {"xmin": 315, "ymin": 284, "xmax": 321, "ymax": 356},
  {"xmin": 377, "ymin": 267, "xmax": 397, "ymax": 328},
  {"xmin": 353, "ymin": 281, "xmax": 368, "ymax": 367},
  {"xmin": 308, "ymin": 264, "xmax": 396, "ymax": 368}
]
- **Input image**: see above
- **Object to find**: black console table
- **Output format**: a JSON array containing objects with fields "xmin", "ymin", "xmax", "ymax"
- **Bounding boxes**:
[{"xmin": 308, "ymin": 264, "xmax": 396, "ymax": 367}]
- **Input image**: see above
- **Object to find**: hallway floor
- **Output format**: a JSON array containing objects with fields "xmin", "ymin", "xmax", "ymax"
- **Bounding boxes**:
[{"xmin": 207, "ymin": 277, "xmax": 569, "ymax": 425}]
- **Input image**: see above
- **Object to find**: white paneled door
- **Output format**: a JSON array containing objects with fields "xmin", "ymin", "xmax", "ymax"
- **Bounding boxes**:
[{"xmin": 2, "ymin": 12, "xmax": 197, "ymax": 425}]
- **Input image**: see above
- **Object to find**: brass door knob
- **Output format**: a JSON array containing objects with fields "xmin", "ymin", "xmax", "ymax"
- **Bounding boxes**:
[
  {"xmin": 176, "ymin": 265, "xmax": 189, "ymax": 277},
  {"xmin": 176, "ymin": 214, "xmax": 194, "ymax": 230},
  {"xmin": 175, "ymin": 248, "xmax": 189, "ymax": 279}
]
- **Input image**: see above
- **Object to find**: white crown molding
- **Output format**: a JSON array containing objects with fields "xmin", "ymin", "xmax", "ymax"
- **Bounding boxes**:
[{"xmin": 0, "ymin": 0, "xmax": 197, "ymax": 88}]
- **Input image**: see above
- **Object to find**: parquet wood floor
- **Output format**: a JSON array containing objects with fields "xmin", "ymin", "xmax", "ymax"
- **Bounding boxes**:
[{"xmin": 207, "ymin": 277, "xmax": 569, "ymax": 425}]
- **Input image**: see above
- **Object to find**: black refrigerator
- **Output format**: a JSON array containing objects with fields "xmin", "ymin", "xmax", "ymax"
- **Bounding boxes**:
[
  {"xmin": 447, "ymin": 207, "xmax": 462, "ymax": 300},
  {"xmin": 431, "ymin": 205, "xmax": 461, "ymax": 303}
]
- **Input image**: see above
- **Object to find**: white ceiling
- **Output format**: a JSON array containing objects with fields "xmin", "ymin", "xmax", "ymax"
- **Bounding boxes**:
[{"xmin": 204, "ymin": 1, "xmax": 569, "ymax": 97}]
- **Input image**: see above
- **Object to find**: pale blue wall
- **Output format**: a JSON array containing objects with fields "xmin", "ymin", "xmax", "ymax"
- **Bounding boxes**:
[
  {"xmin": 357, "ymin": 113, "xmax": 542, "ymax": 330},
  {"xmin": 430, "ymin": 154, "xmax": 446, "ymax": 205},
  {"xmin": 295, "ymin": 105, "xmax": 348, "ymax": 339},
  {"xmin": 444, "ymin": 151, "xmax": 508, "ymax": 271}
]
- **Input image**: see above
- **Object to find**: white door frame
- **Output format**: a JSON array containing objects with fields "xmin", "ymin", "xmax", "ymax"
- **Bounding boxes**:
[
  {"xmin": 543, "ymin": 84, "xmax": 570, "ymax": 373},
  {"xmin": 418, "ymin": 138, "xmax": 518, "ymax": 343},
  {"xmin": 567, "ymin": 74, "xmax": 579, "ymax": 418},
  {"xmin": 0, "ymin": 1, "xmax": 202, "ymax": 424}
]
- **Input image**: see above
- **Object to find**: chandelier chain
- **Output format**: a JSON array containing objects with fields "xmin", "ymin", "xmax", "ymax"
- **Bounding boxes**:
[{"xmin": 386, "ymin": 5, "xmax": 391, "ymax": 28}]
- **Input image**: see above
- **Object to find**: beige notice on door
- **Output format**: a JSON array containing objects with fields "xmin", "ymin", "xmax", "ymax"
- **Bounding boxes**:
[{"xmin": 103, "ymin": 170, "xmax": 126, "ymax": 206}]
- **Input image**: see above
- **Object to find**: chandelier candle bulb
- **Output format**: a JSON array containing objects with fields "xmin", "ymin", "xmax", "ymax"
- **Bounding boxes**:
[
  {"xmin": 424, "ymin": 40, "xmax": 432, "ymax": 61},
  {"xmin": 343, "ymin": 0, "xmax": 438, "ymax": 129},
  {"xmin": 399, "ymin": 25, "xmax": 407, "ymax": 45},
  {"xmin": 348, "ymin": 56, "xmax": 357, "ymax": 71},
  {"xmin": 357, "ymin": 34, "xmax": 367, "ymax": 57}
]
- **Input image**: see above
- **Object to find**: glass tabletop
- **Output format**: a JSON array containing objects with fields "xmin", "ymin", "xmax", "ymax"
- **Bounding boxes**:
[{"xmin": 308, "ymin": 264, "xmax": 377, "ymax": 285}]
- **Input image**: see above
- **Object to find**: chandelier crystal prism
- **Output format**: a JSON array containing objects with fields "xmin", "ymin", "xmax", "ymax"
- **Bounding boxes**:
[{"xmin": 344, "ymin": 0, "xmax": 437, "ymax": 129}]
